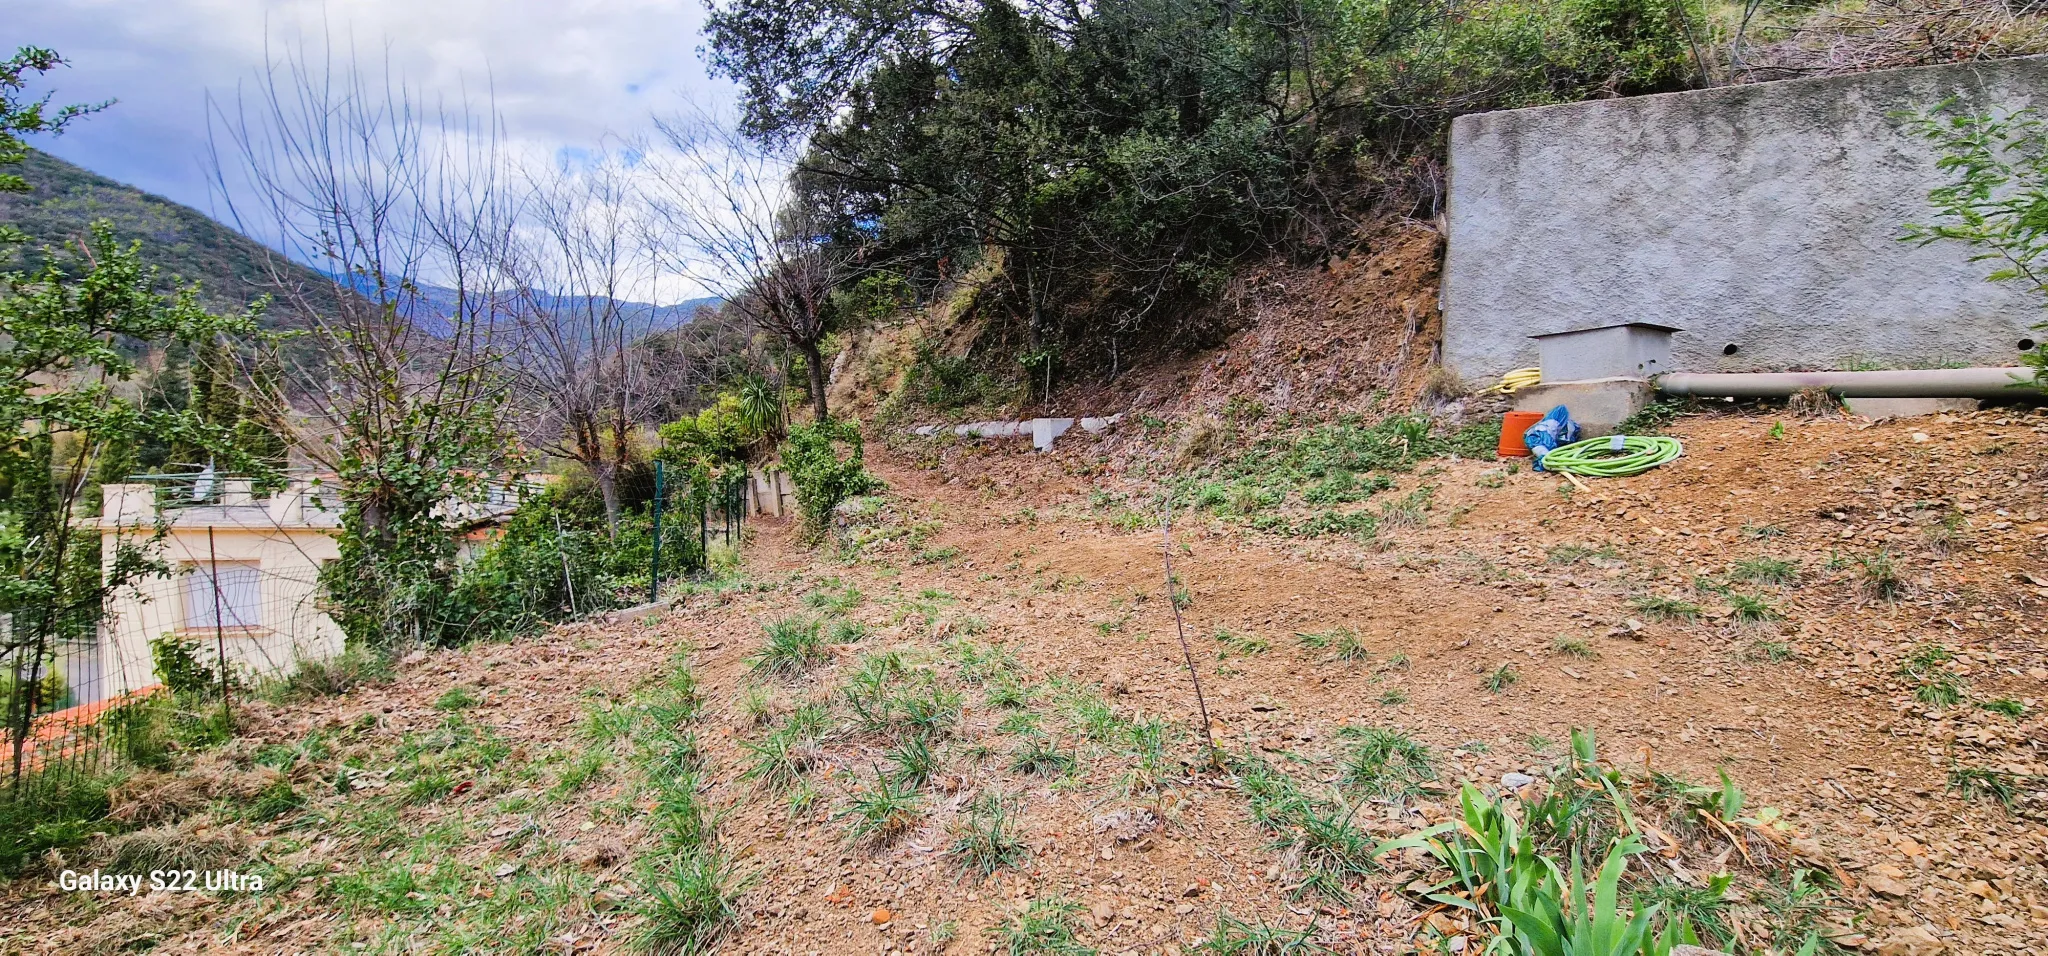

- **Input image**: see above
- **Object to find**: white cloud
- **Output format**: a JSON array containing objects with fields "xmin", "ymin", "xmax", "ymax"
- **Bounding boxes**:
[{"xmin": 12, "ymin": 0, "xmax": 736, "ymax": 300}]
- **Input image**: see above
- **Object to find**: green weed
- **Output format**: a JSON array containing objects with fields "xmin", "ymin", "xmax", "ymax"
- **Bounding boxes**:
[
  {"xmin": 1731, "ymin": 557, "xmax": 1799, "ymax": 585},
  {"xmin": 1626, "ymin": 595, "xmax": 1698, "ymax": 622},
  {"xmin": 1338, "ymin": 726, "xmax": 1436, "ymax": 800},
  {"xmin": 751, "ymin": 616, "xmax": 828, "ymax": 677},
  {"xmin": 948, "ymin": 791, "xmax": 1030, "ymax": 880},
  {"xmin": 990, "ymin": 897, "xmax": 1094, "ymax": 955}
]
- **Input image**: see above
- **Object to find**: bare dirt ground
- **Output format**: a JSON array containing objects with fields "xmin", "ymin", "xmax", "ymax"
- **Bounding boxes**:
[{"xmin": 4, "ymin": 404, "xmax": 2045, "ymax": 955}]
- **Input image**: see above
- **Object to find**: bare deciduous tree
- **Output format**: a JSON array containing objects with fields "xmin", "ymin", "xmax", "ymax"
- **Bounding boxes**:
[
  {"xmin": 207, "ymin": 40, "xmax": 525, "ymax": 645},
  {"xmin": 501, "ymin": 154, "xmax": 658, "ymax": 529},
  {"xmin": 645, "ymin": 110, "xmax": 860, "ymax": 421}
]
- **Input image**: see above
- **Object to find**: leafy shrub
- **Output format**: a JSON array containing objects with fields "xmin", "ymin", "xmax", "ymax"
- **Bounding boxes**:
[
  {"xmin": 780, "ymin": 418, "xmax": 882, "ymax": 542},
  {"xmin": 150, "ymin": 635, "xmax": 234, "ymax": 698},
  {"xmin": 1906, "ymin": 105, "xmax": 2048, "ymax": 393}
]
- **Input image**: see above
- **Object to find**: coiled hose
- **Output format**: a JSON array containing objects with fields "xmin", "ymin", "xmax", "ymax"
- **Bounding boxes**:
[
  {"xmin": 1540, "ymin": 435, "xmax": 1683, "ymax": 477},
  {"xmin": 1491, "ymin": 367, "xmax": 1541, "ymax": 394}
]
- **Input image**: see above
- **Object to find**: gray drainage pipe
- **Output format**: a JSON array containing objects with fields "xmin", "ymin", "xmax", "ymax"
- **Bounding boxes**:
[{"xmin": 1658, "ymin": 367, "xmax": 2036, "ymax": 399}]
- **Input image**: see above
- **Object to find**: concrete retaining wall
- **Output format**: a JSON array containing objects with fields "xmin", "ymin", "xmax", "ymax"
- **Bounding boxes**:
[{"xmin": 1443, "ymin": 57, "xmax": 2048, "ymax": 385}]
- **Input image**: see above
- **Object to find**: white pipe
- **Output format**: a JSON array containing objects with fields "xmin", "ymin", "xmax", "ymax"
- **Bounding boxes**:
[{"xmin": 1658, "ymin": 367, "xmax": 2036, "ymax": 399}]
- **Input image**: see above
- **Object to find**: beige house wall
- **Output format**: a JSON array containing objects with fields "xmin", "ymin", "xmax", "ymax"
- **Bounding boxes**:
[{"xmin": 96, "ymin": 483, "xmax": 344, "ymax": 697}]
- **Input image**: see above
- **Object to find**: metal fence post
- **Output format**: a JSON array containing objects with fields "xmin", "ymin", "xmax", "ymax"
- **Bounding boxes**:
[
  {"xmin": 649, "ymin": 460, "xmax": 665, "ymax": 604},
  {"xmin": 207, "ymin": 526, "xmax": 233, "ymax": 732}
]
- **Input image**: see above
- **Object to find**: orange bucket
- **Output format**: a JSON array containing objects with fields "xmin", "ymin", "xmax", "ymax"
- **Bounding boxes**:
[{"xmin": 1498, "ymin": 411, "xmax": 1543, "ymax": 457}]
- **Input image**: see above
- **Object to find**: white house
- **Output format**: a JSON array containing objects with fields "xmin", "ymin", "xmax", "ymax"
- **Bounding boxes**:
[{"xmin": 93, "ymin": 480, "xmax": 347, "ymax": 700}]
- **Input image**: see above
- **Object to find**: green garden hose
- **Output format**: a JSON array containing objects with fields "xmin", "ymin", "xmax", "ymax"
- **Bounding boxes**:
[{"xmin": 1539, "ymin": 435, "xmax": 1683, "ymax": 477}]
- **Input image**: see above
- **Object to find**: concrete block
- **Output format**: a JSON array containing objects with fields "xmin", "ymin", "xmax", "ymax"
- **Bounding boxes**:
[
  {"xmin": 1843, "ymin": 397, "xmax": 1980, "ymax": 420},
  {"xmin": 1511, "ymin": 378, "xmax": 1656, "ymax": 436},
  {"xmin": 1031, "ymin": 418, "xmax": 1076, "ymax": 451},
  {"xmin": 1533, "ymin": 323, "xmax": 1678, "ymax": 383}
]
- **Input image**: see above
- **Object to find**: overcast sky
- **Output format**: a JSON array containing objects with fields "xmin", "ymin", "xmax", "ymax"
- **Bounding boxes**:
[{"xmin": 12, "ymin": 0, "xmax": 735, "ymax": 268}]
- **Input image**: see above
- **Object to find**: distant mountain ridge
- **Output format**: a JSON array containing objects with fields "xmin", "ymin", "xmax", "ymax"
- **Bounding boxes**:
[
  {"xmin": 2, "ymin": 149, "xmax": 719, "ymax": 336},
  {"xmin": 325, "ymin": 269, "xmax": 717, "ymax": 337}
]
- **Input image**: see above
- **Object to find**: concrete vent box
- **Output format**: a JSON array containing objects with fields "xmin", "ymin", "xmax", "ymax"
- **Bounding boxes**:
[{"xmin": 1532, "ymin": 322, "xmax": 1679, "ymax": 383}]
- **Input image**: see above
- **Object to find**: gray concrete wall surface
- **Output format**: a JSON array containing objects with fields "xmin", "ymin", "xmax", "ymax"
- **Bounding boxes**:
[{"xmin": 1443, "ymin": 57, "xmax": 2048, "ymax": 385}]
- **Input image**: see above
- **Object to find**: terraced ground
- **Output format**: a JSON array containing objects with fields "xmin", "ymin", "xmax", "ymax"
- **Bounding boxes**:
[{"xmin": 4, "ymin": 405, "xmax": 2045, "ymax": 955}]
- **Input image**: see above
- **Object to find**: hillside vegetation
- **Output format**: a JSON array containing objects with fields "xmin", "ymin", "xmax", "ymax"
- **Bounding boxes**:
[{"xmin": 0, "ymin": 149, "xmax": 333, "ymax": 319}]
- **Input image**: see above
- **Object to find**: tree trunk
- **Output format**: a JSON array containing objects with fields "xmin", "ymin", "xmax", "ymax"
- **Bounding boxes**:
[
  {"xmin": 595, "ymin": 461, "xmax": 621, "ymax": 533},
  {"xmin": 802, "ymin": 341, "xmax": 830, "ymax": 421}
]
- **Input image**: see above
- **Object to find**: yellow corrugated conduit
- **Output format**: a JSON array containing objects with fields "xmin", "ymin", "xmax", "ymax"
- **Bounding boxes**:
[{"xmin": 1490, "ymin": 367, "xmax": 1541, "ymax": 395}]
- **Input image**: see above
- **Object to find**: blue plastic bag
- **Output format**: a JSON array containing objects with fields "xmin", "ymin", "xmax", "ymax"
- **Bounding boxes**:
[{"xmin": 1523, "ymin": 406, "xmax": 1579, "ymax": 471}]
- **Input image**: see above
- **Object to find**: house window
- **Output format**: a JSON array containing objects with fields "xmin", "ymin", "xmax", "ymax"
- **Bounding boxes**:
[{"xmin": 185, "ymin": 562, "xmax": 262, "ymax": 631}]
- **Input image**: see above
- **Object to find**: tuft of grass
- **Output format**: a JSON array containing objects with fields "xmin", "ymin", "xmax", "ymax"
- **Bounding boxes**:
[
  {"xmin": 948, "ymin": 791, "xmax": 1030, "ymax": 880},
  {"xmin": 1915, "ymin": 674, "xmax": 1966, "ymax": 708},
  {"xmin": 891, "ymin": 678, "xmax": 964, "ymax": 740},
  {"xmin": 1009, "ymin": 736, "xmax": 1078, "ymax": 777},
  {"xmin": 1924, "ymin": 512, "xmax": 1970, "ymax": 555},
  {"xmin": 739, "ymin": 723, "xmax": 818, "ymax": 792},
  {"xmin": 1726, "ymin": 593, "xmax": 1780, "ymax": 624},
  {"xmin": 1901, "ymin": 643, "xmax": 1966, "ymax": 708},
  {"xmin": 751, "ymin": 616, "xmax": 828, "ymax": 677},
  {"xmin": 1292, "ymin": 804, "xmax": 1376, "ymax": 903},
  {"xmin": 1338, "ymin": 726, "xmax": 1435, "ymax": 799},
  {"xmin": 990, "ymin": 896, "xmax": 1095, "ymax": 955},
  {"xmin": 836, "ymin": 771, "xmax": 923, "ymax": 845},
  {"xmin": 1551, "ymin": 636, "xmax": 1597, "ymax": 659},
  {"xmin": 1980, "ymin": 698, "xmax": 2027, "ymax": 718},
  {"xmin": 1377, "ymin": 485, "xmax": 1435, "ymax": 531},
  {"xmin": 887, "ymin": 734, "xmax": 941, "ymax": 789},
  {"xmin": 1746, "ymin": 640, "xmax": 1795, "ymax": 663},
  {"xmin": 258, "ymin": 644, "xmax": 393, "ymax": 703},
  {"xmin": 1480, "ymin": 663, "xmax": 1518, "ymax": 693},
  {"xmin": 633, "ymin": 851, "xmax": 750, "ymax": 955},
  {"xmin": 1859, "ymin": 549, "xmax": 1906, "ymax": 601},
  {"xmin": 551, "ymin": 751, "xmax": 607, "ymax": 797},
  {"xmin": 1232, "ymin": 753, "xmax": 1382, "ymax": 903},
  {"xmin": 1378, "ymin": 688, "xmax": 1407, "ymax": 706},
  {"xmin": 1213, "ymin": 628, "xmax": 1270, "ymax": 657},
  {"xmin": 984, "ymin": 678, "xmax": 1033, "ymax": 711},
  {"xmin": 1731, "ymin": 557, "xmax": 1799, "ymax": 585},
  {"xmin": 403, "ymin": 770, "xmax": 457, "ymax": 805},
  {"xmin": 434, "ymin": 684, "xmax": 481, "ymax": 711},
  {"xmin": 1197, "ymin": 912, "xmax": 1328, "ymax": 955},
  {"xmin": 1902, "ymin": 642, "xmax": 1954, "ymax": 674},
  {"xmin": 245, "ymin": 779, "xmax": 306, "ymax": 822},
  {"xmin": 738, "ymin": 685, "xmax": 773, "ymax": 727},
  {"xmin": 1547, "ymin": 542, "xmax": 1618, "ymax": 565},
  {"xmin": 1947, "ymin": 767, "xmax": 2022, "ymax": 812},
  {"xmin": 1634, "ymin": 879, "xmax": 1733, "ymax": 948},
  {"xmin": 804, "ymin": 579, "xmax": 863, "ymax": 614},
  {"xmin": 826, "ymin": 619, "xmax": 869, "ymax": 644},
  {"xmin": 1297, "ymin": 627, "xmax": 1368, "ymax": 662}
]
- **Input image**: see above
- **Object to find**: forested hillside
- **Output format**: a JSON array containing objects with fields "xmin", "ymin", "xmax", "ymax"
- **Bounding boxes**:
[
  {"xmin": 706, "ymin": 0, "xmax": 2048, "ymax": 412},
  {"xmin": 0, "ymin": 148, "xmax": 332, "ymax": 319}
]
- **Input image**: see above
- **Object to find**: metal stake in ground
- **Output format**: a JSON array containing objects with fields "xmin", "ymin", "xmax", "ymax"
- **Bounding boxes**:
[
  {"xmin": 650, "ymin": 460, "xmax": 665, "ymax": 604},
  {"xmin": 206, "ymin": 526, "xmax": 233, "ymax": 732},
  {"xmin": 1159, "ymin": 491, "xmax": 1218, "ymax": 767},
  {"xmin": 554, "ymin": 513, "xmax": 577, "ymax": 616}
]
